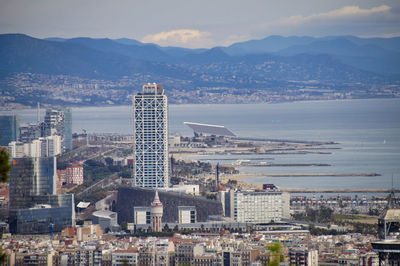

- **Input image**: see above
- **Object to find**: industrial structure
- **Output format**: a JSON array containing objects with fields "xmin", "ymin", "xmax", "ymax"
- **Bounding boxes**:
[
  {"xmin": 133, "ymin": 83, "xmax": 169, "ymax": 188},
  {"xmin": 372, "ymin": 192, "xmax": 400, "ymax": 264}
]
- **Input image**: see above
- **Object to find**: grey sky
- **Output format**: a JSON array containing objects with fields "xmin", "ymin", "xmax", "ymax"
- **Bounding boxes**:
[{"xmin": 1, "ymin": 0, "xmax": 399, "ymax": 48}]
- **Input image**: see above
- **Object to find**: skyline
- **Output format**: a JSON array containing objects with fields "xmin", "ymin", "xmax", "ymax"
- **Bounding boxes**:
[{"xmin": 0, "ymin": 0, "xmax": 399, "ymax": 48}]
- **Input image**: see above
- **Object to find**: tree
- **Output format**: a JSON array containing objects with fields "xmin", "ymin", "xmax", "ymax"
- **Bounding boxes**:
[
  {"xmin": 267, "ymin": 243, "xmax": 284, "ymax": 266},
  {"xmin": 0, "ymin": 148, "xmax": 10, "ymax": 265},
  {"xmin": 163, "ymin": 223, "xmax": 170, "ymax": 232},
  {"xmin": 0, "ymin": 148, "xmax": 11, "ymax": 183}
]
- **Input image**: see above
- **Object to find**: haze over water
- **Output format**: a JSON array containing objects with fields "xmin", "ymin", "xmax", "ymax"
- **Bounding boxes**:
[{"xmin": 7, "ymin": 98, "xmax": 400, "ymax": 191}]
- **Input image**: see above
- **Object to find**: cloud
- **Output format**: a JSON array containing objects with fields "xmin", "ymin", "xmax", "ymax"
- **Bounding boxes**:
[
  {"xmin": 142, "ymin": 29, "xmax": 214, "ymax": 48},
  {"xmin": 279, "ymin": 5, "xmax": 391, "ymax": 25},
  {"xmin": 257, "ymin": 5, "xmax": 400, "ymax": 37}
]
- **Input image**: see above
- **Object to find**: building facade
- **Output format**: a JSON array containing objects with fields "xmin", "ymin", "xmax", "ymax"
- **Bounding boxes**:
[
  {"xmin": 9, "ymin": 157, "xmax": 75, "ymax": 234},
  {"xmin": 133, "ymin": 83, "xmax": 169, "ymax": 188},
  {"xmin": 8, "ymin": 135, "xmax": 61, "ymax": 158},
  {"xmin": 220, "ymin": 187, "xmax": 290, "ymax": 223},
  {"xmin": 150, "ymin": 191, "xmax": 163, "ymax": 232},
  {"xmin": 0, "ymin": 114, "xmax": 19, "ymax": 146},
  {"xmin": 66, "ymin": 164, "xmax": 84, "ymax": 185},
  {"xmin": 44, "ymin": 108, "xmax": 72, "ymax": 152}
]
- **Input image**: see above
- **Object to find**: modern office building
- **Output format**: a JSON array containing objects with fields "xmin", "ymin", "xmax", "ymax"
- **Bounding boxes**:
[
  {"xmin": 8, "ymin": 157, "xmax": 75, "ymax": 234},
  {"xmin": 44, "ymin": 108, "xmax": 72, "ymax": 152},
  {"xmin": 133, "ymin": 83, "xmax": 169, "ymax": 188},
  {"xmin": 220, "ymin": 185, "xmax": 290, "ymax": 223},
  {"xmin": 0, "ymin": 114, "xmax": 19, "ymax": 146},
  {"xmin": 19, "ymin": 122, "xmax": 46, "ymax": 143}
]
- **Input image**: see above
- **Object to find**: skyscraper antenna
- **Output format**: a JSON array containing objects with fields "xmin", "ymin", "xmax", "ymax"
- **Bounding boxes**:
[
  {"xmin": 37, "ymin": 102, "xmax": 40, "ymax": 123},
  {"xmin": 392, "ymin": 174, "xmax": 395, "ymax": 194}
]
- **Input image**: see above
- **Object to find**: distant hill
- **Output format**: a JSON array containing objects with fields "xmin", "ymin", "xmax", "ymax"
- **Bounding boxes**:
[
  {"xmin": 223, "ymin": 35, "xmax": 400, "ymax": 75},
  {"xmin": 223, "ymin": 35, "xmax": 316, "ymax": 55},
  {"xmin": 0, "ymin": 33, "xmax": 398, "ymax": 84},
  {"xmin": 0, "ymin": 34, "xmax": 191, "ymax": 79}
]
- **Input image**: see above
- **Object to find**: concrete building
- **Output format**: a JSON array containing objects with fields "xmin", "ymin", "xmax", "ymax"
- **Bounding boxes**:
[
  {"xmin": 133, "ymin": 206, "xmax": 151, "ymax": 226},
  {"xmin": 66, "ymin": 164, "xmax": 84, "ymax": 185},
  {"xmin": 133, "ymin": 83, "xmax": 169, "ymax": 188},
  {"xmin": 92, "ymin": 210, "xmax": 119, "ymax": 232},
  {"xmin": 220, "ymin": 186, "xmax": 290, "ymax": 223},
  {"xmin": 178, "ymin": 206, "xmax": 197, "ymax": 224},
  {"xmin": 116, "ymin": 187, "xmax": 223, "ymax": 225},
  {"xmin": 150, "ymin": 191, "xmax": 163, "ymax": 232},
  {"xmin": 0, "ymin": 114, "xmax": 19, "ymax": 146}
]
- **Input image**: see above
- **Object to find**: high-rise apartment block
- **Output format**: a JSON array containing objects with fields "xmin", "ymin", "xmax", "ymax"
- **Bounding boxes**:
[
  {"xmin": 0, "ymin": 114, "xmax": 20, "ymax": 146},
  {"xmin": 219, "ymin": 185, "xmax": 290, "ymax": 223},
  {"xmin": 44, "ymin": 108, "xmax": 72, "ymax": 152},
  {"xmin": 133, "ymin": 83, "xmax": 169, "ymax": 188}
]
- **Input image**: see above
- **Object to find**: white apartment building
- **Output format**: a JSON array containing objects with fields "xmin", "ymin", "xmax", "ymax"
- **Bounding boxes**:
[
  {"xmin": 133, "ymin": 83, "xmax": 169, "ymax": 188},
  {"xmin": 220, "ymin": 188, "xmax": 290, "ymax": 223},
  {"xmin": 8, "ymin": 135, "xmax": 61, "ymax": 158}
]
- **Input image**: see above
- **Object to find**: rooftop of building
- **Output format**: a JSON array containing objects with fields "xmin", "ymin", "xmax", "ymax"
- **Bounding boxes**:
[
  {"xmin": 184, "ymin": 122, "xmax": 236, "ymax": 137},
  {"xmin": 92, "ymin": 210, "xmax": 117, "ymax": 219}
]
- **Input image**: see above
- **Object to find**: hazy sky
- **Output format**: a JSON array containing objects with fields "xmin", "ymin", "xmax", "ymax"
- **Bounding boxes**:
[{"xmin": 1, "ymin": 0, "xmax": 399, "ymax": 48}]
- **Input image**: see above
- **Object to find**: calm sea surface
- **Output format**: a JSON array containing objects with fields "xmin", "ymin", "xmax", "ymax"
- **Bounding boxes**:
[{"xmin": 4, "ymin": 98, "xmax": 400, "ymax": 190}]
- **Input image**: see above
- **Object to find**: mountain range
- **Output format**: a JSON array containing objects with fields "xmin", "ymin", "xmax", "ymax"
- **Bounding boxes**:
[{"xmin": 1, "ymin": 33, "xmax": 400, "ymax": 90}]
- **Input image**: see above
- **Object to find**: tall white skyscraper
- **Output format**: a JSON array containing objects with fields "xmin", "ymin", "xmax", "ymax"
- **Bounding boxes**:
[{"xmin": 133, "ymin": 83, "xmax": 169, "ymax": 188}]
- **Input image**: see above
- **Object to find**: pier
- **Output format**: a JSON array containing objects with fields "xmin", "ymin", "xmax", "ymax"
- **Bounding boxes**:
[{"xmin": 281, "ymin": 188, "xmax": 399, "ymax": 193}]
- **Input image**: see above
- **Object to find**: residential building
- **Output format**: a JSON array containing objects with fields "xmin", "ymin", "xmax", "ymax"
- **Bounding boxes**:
[
  {"xmin": 220, "ymin": 186, "xmax": 290, "ymax": 223},
  {"xmin": 112, "ymin": 250, "xmax": 138, "ymax": 266},
  {"xmin": 66, "ymin": 164, "xmax": 84, "ymax": 185},
  {"xmin": 133, "ymin": 83, "xmax": 169, "ymax": 188},
  {"xmin": 9, "ymin": 135, "xmax": 61, "ymax": 158}
]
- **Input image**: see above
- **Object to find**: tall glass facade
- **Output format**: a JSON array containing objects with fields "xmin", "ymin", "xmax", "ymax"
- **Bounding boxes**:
[
  {"xmin": 9, "ymin": 157, "xmax": 74, "ymax": 234},
  {"xmin": 0, "ymin": 114, "xmax": 19, "ymax": 146}
]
